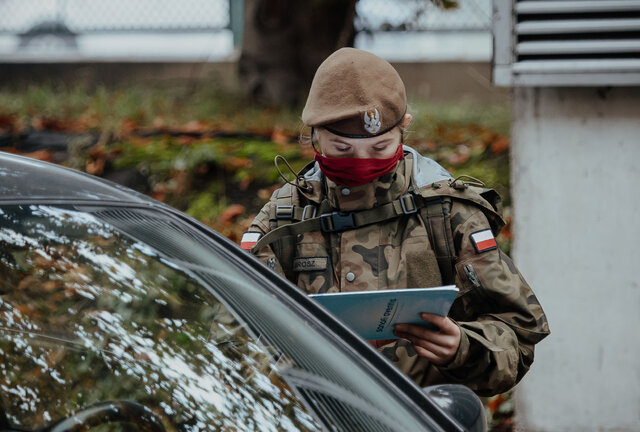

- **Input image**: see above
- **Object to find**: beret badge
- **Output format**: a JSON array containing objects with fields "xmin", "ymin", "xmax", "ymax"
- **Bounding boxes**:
[{"xmin": 363, "ymin": 109, "xmax": 381, "ymax": 135}]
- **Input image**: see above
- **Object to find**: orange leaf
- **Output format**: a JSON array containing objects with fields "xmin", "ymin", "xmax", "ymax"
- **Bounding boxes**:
[
  {"xmin": 447, "ymin": 145, "xmax": 470, "ymax": 166},
  {"xmin": 491, "ymin": 136, "xmax": 510, "ymax": 155},
  {"xmin": 271, "ymin": 128, "xmax": 290, "ymax": 144},
  {"xmin": 42, "ymin": 281, "xmax": 60, "ymax": 292},
  {"xmin": 121, "ymin": 118, "xmax": 139, "ymax": 135},
  {"xmin": 488, "ymin": 394, "xmax": 504, "ymax": 414},
  {"xmin": 151, "ymin": 184, "xmax": 167, "ymax": 202},
  {"xmin": 88, "ymin": 145, "xmax": 106, "ymax": 159},
  {"xmin": 153, "ymin": 116, "xmax": 165, "ymax": 129},
  {"xmin": 238, "ymin": 174, "xmax": 255, "ymax": 191},
  {"xmin": 16, "ymin": 304, "xmax": 32, "ymax": 314},
  {"xmin": 8, "ymin": 149, "xmax": 55, "ymax": 162},
  {"xmin": 223, "ymin": 156, "xmax": 252, "ymax": 170},
  {"xmin": 134, "ymin": 352, "xmax": 151, "ymax": 362},
  {"xmin": 217, "ymin": 204, "xmax": 246, "ymax": 225},
  {"xmin": 258, "ymin": 185, "xmax": 279, "ymax": 201},
  {"xmin": 418, "ymin": 139, "xmax": 438, "ymax": 152},
  {"xmin": 85, "ymin": 158, "xmax": 105, "ymax": 176},
  {"xmin": 498, "ymin": 216, "xmax": 513, "ymax": 241},
  {"xmin": 172, "ymin": 170, "xmax": 190, "ymax": 195},
  {"xmin": 40, "ymin": 117, "xmax": 81, "ymax": 132},
  {"xmin": 181, "ymin": 120, "xmax": 208, "ymax": 134}
]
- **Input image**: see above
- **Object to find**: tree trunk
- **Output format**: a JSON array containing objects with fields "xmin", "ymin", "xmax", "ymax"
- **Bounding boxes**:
[{"xmin": 239, "ymin": 0, "xmax": 357, "ymax": 107}]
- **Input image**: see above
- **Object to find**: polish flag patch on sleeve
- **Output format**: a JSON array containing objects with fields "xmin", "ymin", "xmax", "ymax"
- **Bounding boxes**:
[
  {"xmin": 470, "ymin": 229, "xmax": 498, "ymax": 253},
  {"xmin": 240, "ymin": 232, "xmax": 262, "ymax": 250}
]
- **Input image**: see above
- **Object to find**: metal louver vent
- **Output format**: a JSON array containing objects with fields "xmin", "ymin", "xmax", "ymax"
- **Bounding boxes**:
[{"xmin": 492, "ymin": 0, "xmax": 640, "ymax": 86}]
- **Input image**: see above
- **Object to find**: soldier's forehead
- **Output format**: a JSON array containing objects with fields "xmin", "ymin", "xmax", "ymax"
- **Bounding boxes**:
[{"xmin": 320, "ymin": 129, "xmax": 399, "ymax": 145}]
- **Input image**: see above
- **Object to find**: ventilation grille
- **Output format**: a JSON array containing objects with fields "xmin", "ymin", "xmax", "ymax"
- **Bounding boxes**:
[{"xmin": 493, "ymin": 0, "xmax": 640, "ymax": 86}]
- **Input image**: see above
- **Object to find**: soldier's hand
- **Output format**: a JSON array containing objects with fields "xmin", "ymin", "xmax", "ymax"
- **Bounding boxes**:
[{"xmin": 393, "ymin": 313, "xmax": 461, "ymax": 366}]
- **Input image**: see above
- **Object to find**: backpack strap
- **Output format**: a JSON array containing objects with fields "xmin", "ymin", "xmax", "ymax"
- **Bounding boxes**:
[
  {"xmin": 418, "ymin": 197, "xmax": 456, "ymax": 285},
  {"xmin": 267, "ymin": 185, "xmax": 308, "ymax": 280},
  {"xmin": 252, "ymin": 193, "xmax": 427, "ymax": 253},
  {"xmin": 414, "ymin": 180, "xmax": 505, "ymax": 285}
]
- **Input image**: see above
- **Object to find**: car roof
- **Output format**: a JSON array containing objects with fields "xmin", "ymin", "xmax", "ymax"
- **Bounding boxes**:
[{"xmin": 0, "ymin": 151, "xmax": 154, "ymax": 204}]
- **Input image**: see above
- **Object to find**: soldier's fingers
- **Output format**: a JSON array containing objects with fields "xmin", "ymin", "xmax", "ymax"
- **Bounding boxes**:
[
  {"xmin": 394, "ymin": 330, "xmax": 446, "ymax": 356},
  {"xmin": 412, "ymin": 345, "xmax": 442, "ymax": 364},
  {"xmin": 413, "ymin": 346, "xmax": 449, "ymax": 365},
  {"xmin": 394, "ymin": 323, "xmax": 450, "ymax": 346},
  {"xmin": 420, "ymin": 313, "xmax": 458, "ymax": 335},
  {"xmin": 409, "ymin": 337, "xmax": 452, "ymax": 364},
  {"xmin": 394, "ymin": 327, "xmax": 459, "ymax": 364}
]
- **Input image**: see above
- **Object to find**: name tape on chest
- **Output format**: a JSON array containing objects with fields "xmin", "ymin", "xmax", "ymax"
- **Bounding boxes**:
[
  {"xmin": 470, "ymin": 229, "xmax": 498, "ymax": 253},
  {"xmin": 293, "ymin": 256, "xmax": 329, "ymax": 272},
  {"xmin": 241, "ymin": 232, "xmax": 262, "ymax": 250}
]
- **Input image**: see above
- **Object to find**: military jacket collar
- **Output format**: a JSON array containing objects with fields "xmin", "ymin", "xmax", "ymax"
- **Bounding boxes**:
[{"xmin": 403, "ymin": 145, "xmax": 452, "ymax": 187}]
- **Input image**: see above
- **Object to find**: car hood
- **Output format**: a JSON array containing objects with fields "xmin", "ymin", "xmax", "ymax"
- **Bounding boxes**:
[{"xmin": 0, "ymin": 152, "xmax": 153, "ymax": 204}]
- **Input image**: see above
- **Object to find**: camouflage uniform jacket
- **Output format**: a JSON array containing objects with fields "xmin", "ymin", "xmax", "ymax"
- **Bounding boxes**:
[{"xmin": 248, "ymin": 146, "xmax": 549, "ymax": 396}]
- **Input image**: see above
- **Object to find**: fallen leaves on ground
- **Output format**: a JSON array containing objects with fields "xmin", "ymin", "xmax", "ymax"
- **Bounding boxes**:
[{"xmin": 3, "ymin": 148, "xmax": 54, "ymax": 162}]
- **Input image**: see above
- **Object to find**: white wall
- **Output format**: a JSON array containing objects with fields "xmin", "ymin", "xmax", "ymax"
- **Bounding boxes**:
[{"xmin": 511, "ymin": 87, "xmax": 640, "ymax": 432}]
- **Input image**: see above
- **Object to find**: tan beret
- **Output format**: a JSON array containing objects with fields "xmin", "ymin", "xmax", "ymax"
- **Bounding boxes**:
[{"xmin": 302, "ymin": 48, "xmax": 406, "ymax": 138}]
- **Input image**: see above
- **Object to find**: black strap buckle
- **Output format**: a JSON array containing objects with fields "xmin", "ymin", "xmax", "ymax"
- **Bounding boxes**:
[
  {"xmin": 275, "ymin": 205, "xmax": 294, "ymax": 219},
  {"xmin": 320, "ymin": 211, "xmax": 355, "ymax": 233},
  {"xmin": 400, "ymin": 194, "xmax": 418, "ymax": 214}
]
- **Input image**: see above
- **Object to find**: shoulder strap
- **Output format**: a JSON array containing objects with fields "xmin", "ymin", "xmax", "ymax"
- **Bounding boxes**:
[
  {"xmin": 414, "ymin": 180, "xmax": 505, "ymax": 285},
  {"xmin": 418, "ymin": 197, "xmax": 456, "ymax": 285},
  {"xmin": 267, "ymin": 185, "xmax": 303, "ymax": 280},
  {"xmin": 252, "ymin": 193, "xmax": 426, "ymax": 252},
  {"xmin": 416, "ymin": 181, "xmax": 505, "ymax": 236}
]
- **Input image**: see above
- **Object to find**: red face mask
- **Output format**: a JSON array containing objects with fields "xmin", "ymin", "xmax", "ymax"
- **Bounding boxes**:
[{"xmin": 314, "ymin": 144, "xmax": 404, "ymax": 187}]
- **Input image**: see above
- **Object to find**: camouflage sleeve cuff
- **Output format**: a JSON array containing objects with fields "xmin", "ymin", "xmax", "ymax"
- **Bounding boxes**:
[{"xmin": 438, "ymin": 322, "xmax": 470, "ymax": 371}]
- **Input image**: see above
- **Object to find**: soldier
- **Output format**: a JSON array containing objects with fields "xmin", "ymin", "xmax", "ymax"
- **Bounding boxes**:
[{"xmin": 242, "ymin": 48, "xmax": 549, "ymax": 396}]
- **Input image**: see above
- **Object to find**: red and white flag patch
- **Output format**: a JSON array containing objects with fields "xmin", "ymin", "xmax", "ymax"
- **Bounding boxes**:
[
  {"xmin": 470, "ymin": 229, "xmax": 498, "ymax": 253},
  {"xmin": 240, "ymin": 232, "xmax": 262, "ymax": 250}
]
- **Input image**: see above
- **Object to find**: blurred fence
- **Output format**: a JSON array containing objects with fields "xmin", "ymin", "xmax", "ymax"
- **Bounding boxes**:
[
  {"xmin": 0, "ymin": 0, "xmax": 491, "ymax": 35},
  {"xmin": 0, "ymin": 0, "xmax": 230, "ymax": 34},
  {"xmin": 357, "ymin": 0, "xmax": 492, "ymax": 33}
]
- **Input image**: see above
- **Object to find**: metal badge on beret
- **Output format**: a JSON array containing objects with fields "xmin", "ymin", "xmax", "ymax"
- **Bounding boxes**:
[{"xmin": 363, "ymin": 109, "xmax": 381, "ymax": 134}]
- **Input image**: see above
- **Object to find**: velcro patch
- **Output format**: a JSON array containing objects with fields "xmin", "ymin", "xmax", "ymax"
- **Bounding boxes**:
[
  {"xmin": 470, "ymin": 229, "xmax": 498, "ymax": 253},
  {"xmin": 293, "ymin": 256, "xmax": 329, "ymax": 272},
  {"xmin": 240, "ymin": 232, "xmax": 262, "ymax": 250}
]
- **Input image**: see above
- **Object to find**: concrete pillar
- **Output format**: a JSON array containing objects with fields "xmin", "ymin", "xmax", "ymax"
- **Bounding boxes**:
[{"xmin": 511, "ymin": 87, "xmax": 640, "ymax": 431}]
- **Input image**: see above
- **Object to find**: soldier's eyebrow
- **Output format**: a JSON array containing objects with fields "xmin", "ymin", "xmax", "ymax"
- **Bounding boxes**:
[
  {"xmin": 329, "ymin": 138, "xmax": 353, "ymax": 146},
  {"xmin": 329, "ymin": 137, "xmax": 395, "ymax": 146},
  {"xmin": 372, "ymin": 138, "xmax": 395, "ymax": 146}
]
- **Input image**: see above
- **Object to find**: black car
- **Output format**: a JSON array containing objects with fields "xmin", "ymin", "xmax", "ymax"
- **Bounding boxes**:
[{"xmin": 0, "ymin": 152, "xmax": 486, "ymax": 432}]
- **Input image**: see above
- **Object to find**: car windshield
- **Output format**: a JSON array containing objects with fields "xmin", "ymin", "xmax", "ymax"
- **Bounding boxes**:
[{"xmin": 0, "ymin": 204, "xmax": 439, "ymax": 431}]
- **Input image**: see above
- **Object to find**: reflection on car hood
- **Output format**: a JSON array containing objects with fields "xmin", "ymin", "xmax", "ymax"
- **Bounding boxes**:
[{"xmin": 0, "ymin": 152, "xmax": 152, "ymax": 204}]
